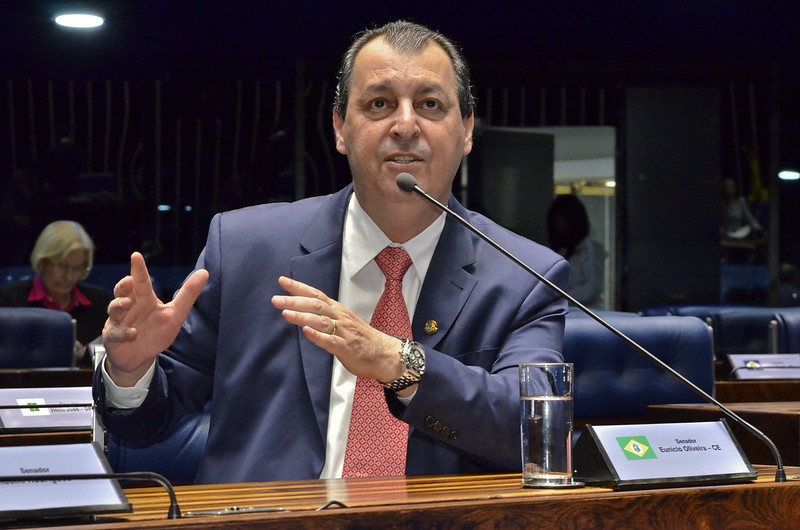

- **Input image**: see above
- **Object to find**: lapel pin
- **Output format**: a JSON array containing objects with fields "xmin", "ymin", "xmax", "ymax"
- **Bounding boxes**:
[{"xmin": 424, "ymin": 320, "xmax": 439, "ymax": 335}]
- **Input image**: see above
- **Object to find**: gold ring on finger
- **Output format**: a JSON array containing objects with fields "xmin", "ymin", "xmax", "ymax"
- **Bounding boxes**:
[{"xmin": 331, "ymin": 319, "xmax": 337, "ymax": 336}]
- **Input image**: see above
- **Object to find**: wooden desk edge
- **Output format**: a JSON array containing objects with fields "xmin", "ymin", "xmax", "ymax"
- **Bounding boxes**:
[{"xmin": 65, "ymin": 468, "xmax": 800, "ymax": 529}]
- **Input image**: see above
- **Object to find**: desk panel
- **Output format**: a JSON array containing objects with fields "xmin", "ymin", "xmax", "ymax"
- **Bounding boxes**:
[
  {"xmin": 647, "ymin": 401, "xmax": 800, "ymax": 466},
  {"xmin": 715, "ymin": 380, "xmax": 800, "ymax": 402}
]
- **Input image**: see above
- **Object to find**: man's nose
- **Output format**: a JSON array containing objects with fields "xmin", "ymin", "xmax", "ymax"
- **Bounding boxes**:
[{"xmin": 391, "ymin": 100, "xmax": 420, "ymax": 140}]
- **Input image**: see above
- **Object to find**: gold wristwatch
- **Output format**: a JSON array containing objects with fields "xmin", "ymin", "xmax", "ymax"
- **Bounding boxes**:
[{"xmin": 380, "ymin": 339, "xmax": 426, "ymax": 391}]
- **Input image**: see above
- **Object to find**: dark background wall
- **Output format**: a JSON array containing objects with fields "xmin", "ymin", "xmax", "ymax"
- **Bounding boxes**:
[{"xmin": 1, "ymin": 1, "xmax": 798, "ymax": 310}]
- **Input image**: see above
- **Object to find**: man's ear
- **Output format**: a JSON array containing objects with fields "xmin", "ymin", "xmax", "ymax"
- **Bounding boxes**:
[
  {"xmin": 332, "ymin": 109, "xmax": 347, "ymax": 155},
  {"xmin": 463, "ymin": 113, "xmax": 475, "ymax": 156}
]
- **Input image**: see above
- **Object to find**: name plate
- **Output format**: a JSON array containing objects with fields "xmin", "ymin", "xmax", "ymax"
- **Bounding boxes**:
[
  {"xmin": 573, "ymin": 420, "xmax": 757, "ymax": 489},
  {"xmin": 0, "ymin": 443, "xmax": 130, "ymax": 521},
  {"xmin": 728, "ymin": 353, "xmax": 800, "ymax": 380},
  {"xmin": 0, "ymin": 387, "xmax": 93, "ymax": 432}
]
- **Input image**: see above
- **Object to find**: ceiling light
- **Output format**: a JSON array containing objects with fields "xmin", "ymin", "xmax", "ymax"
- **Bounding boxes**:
[
  {"xmin": 778, "ymin": 170, "xmax": 800, "ymax": 181},
  {"xmin": 54, "ymin": 13, "xmax": 104, "ymax": 28}
]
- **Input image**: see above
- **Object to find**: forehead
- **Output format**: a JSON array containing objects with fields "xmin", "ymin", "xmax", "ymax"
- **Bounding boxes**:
[
  {"xmin": 350, "ymin": 37, "xmax": 456, "ymax": 95},
  {"xmin": 63, "ymin": 249, "xmax": 87, "ymax": 264}
]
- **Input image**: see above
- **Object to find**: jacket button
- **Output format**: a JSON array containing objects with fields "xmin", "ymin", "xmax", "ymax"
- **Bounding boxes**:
[
  {"xmin": 441, "ymin": 426, "xmax": 451, "ymax": 437},
  {"xmin": 433, "ymin": 421, "xmax": 443, "ymax": 432},
  {"xmin": 448, "ymin": 430, "xmax": 459, "ymax": 440},
  {"xmin": 425, "ymin": 416, "xmax": 435, "ymax": 428}
]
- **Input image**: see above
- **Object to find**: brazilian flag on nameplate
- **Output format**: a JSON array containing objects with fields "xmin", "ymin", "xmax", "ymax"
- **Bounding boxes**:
[{"xmin": 616, "ymin": 436, "xmax": 657, "ymax": 460}]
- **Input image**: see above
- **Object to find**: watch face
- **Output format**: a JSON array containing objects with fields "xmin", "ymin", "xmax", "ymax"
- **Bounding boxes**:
[{"xmin": 405, "ymin": 343, "xmax": 425, "ymax": 372}]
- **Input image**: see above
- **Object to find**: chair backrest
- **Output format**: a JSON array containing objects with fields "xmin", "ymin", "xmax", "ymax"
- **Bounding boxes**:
[
  {"xmin": 712, "ymin": 307, "xmax": 778, "ymax": 357},
  {"xmin": 105, "ymin": 410, "xmax": 210, "ymax": 485},
  {"xmin": 0, "ymin": 307, "xmax": 75, "ymax": 368},
  {"xmin": 640, "ymin": 305, "xmax": 778, "ymax": 360},
  {"xmin": 84, "ymin": 264, "xmax": 129, "ymax": 297},
  {"xmin": 771, "ymin": 308, "xmax": 800, "ymax": 353},
  {"xmin": 0, "ymin": 266, "xmax": 34, "ymax": 286},
  {"xmin": 563, "ymin": 315, "xmax": 714, "ymax": 423}
]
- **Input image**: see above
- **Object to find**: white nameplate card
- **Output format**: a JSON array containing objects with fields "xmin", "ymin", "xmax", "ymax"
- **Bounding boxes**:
[
  {"xmin": 728, "ymin": 353, "xmax": 800, "ymax": 380},
  {"xmin": 0, "ymin": 387, "xmax": 92, "ymax": 432},
  {"xmin": 573, "ymin": 420, "xmax": 757, "ymax": 489},
  {"xmin": 0, "ymin": 443, "xmax": 130, "ymax": 521}
]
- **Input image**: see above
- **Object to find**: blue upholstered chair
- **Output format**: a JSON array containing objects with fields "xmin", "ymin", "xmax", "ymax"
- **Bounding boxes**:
[
  {"xmin": 0, "ymin": 307, "xmax": 75, "ymax": 368},
  {"xmin": 105, "ymin": 410, "xmax": 210, "ymax": 485},
  {"xmin": 0, "ymin": 266, "xmax": 34, "ymax": 286},
  {"xmin": 711, "ymin": 307, "xmax": 779, "ymax": 357},
  {"xmin": 563, "ymin": 314, "xmax": 715, "ymax": 424},
  {"xmin": 640, "ymin": 305, "xmax": 779, "ymax": 360},
  {"xmin": 770, "ymin": 308, "xmax": 800, "ymax": 353}
]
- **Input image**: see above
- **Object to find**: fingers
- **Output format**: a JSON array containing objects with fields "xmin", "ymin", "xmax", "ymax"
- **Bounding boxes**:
[
  {"xmin": 113, "ymin": 275, "xmax": 133, "ymax": 297},
  {"xmin": 272, "ymin": 276, "xmax": 342, "ymax": 337},
  {"xmin": 102, "ymin": 313, "xmax": 137, "ymax": 344},
  {"xmin": 170, "ymin": 268, "xmax": 209, "ymax": 320},
  {"xmin": 112, "ymin": 251, "xmax": 152, "ymax": 298},
  {"xmin": 107, "ymin": 295, "xmax": 131, "ymax": 320},
  {"xmin": 277, "ymin": 276, "xmax": 333, "ymax": 304},
  {"xmin": 129, "ymin": 251, "xmax": 154, "ymax": 289},
  {"xmin": 279, "ymin": 308, "xmax": 339, "ymax": 337},
  {"xmin": 273, "ymin": 277, "xmax": 336, "ymax": 314}
]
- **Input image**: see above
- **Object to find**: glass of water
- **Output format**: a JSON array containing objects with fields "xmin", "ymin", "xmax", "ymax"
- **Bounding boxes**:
[{"xmin": 519, "ymin": 363, "xmax": 582, "ymax": 488}]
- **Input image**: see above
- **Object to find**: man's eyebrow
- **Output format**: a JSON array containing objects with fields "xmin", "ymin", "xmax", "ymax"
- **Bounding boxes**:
[
  {"xmin": 359, "ymin": 82, "xmax": 448, "ymax": 97},
  {"xmin": 417, "ymin": 84, "xmax": 447, "ymax": 96},
  {"xmin": 360, "ymin": 82, "xmax": 392, "ymax": 95}
]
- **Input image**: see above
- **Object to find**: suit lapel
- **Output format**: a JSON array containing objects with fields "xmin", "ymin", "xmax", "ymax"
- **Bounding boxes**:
[
  {"xmin": 290, "ymin": 186, "xmax": 351, "ymax": 443},
  {"xmin": 412, "ymin": 199, "xmax": 477, "ymax": 352}
]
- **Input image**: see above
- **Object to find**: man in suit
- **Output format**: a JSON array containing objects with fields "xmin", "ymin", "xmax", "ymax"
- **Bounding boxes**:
[{"xmin": 96, "ymin": 20, "xmax": 569, "ymax": 484}]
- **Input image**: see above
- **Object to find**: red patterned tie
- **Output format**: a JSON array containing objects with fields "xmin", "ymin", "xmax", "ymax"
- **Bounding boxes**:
[{"xmin": 342, "ymin": 246, "xmax": 413, "ymax": 477}]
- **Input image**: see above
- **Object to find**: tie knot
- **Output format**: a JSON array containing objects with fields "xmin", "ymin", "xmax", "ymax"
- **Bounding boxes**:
[{"xmin": 374, "ymin": 246, "xmax": 412, "ymax": 281}]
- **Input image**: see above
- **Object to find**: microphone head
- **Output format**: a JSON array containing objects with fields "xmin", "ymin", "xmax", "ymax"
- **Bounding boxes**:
[{"xmin": 396, "ymin": 172, "xmax": 418, "ymax": 192}]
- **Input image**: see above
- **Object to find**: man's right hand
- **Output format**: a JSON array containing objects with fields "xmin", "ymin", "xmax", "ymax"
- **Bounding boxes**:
[{"xmin": 102, "ymin": 252, "xmax": 209, "ymax": 387}]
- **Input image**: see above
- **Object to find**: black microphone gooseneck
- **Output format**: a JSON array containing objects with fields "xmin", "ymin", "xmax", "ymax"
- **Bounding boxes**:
[
  {"xmin": 0, "ymin": 472, "xmax": 182, "ymax": 519},
  {"xmin": 396, "ymin": 171, "xmax": 786, "ymax": 483}
]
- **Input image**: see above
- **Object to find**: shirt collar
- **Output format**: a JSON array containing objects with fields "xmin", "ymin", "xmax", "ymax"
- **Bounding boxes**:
[
  {"xmin": 29, "ymin": 274, "xmax": 92, "ymax": 311},
  {"xmin": 343, "ymin": 194, "xmax": 445, "ymax": 280}
]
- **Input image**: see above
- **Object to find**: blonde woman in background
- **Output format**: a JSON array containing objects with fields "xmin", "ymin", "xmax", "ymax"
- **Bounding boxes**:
[{"xmin": 0, "ymin": 220, "xmax": 111, "ymax": 365}]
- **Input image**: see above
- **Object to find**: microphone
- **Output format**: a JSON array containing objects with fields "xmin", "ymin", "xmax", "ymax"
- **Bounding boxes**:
[
  {"xmin": 396, "ymin": 171, "xmax": 787, "ymax": 483},
  {"xmin": 0, "ymin": 471, "xmax": 182, "ymax": 519}
]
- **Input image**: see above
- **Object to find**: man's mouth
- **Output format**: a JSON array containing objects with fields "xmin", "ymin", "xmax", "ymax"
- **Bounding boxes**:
[{"xmin": 391, "ymin": 156, "xmax": 418, "ymax": 164}]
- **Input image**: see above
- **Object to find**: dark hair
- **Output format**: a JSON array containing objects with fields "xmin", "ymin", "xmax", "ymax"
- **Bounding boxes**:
[
  {"xmin": 334, "ymin": 20, "xmax": 475, "ymax": 120},
  {"xmin": 546, "ymin": 194, "xmax": 590, "ymax": 259}
]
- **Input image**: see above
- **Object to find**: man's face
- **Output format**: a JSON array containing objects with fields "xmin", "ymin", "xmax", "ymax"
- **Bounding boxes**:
[{"xmin": 333, "ymin": 37, "xmax": 474, "ymax": 210}]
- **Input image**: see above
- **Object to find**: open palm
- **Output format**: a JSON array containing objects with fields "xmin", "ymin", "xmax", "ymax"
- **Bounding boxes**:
[{"xmin": 103, "ymin": 252, "xmax": 208, "ymax": 385}]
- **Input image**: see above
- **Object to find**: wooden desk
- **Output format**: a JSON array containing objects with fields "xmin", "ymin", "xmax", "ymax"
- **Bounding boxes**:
[
  {"xmin": 647, "ymin": 402, "xmax": 800, "ymax": 466},
  {"xmin": 0, "ymin": 430, "xmax": 92, "ymax": 447},
  {"xmin": 715, "ymin": 380, "xmax": 800, "ymax": 402},
  {"xmin": 0, "ymin": 369, "xmax": 92, "ymax": 388},
  {"xmin": 37, "ymin": 467, "xmax": 800, "ymax": 528}
]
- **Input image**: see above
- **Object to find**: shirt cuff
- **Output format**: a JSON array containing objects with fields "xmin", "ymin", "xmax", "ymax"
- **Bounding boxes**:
[
  {"xmin": 102, "ymin": 359, "xmax": 155, "ymax": 409},
  {"xmin": 396, "ymin": 388, "xmax": 417, "ymax": 406}
]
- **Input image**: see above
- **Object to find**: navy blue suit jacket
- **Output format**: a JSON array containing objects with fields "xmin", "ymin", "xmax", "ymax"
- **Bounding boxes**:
[{"xmin": 95, "ymin": 185, "xmax": 569, "ymax": 484}]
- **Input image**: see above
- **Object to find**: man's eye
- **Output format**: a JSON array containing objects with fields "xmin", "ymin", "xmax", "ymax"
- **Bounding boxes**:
[
  {"xmin": 421, "ymin": 100, "xmax": 441, "ymax": 110},
  {"xmin": 369, "ymin": 99, "xmax": 387, "ymax": 110}
]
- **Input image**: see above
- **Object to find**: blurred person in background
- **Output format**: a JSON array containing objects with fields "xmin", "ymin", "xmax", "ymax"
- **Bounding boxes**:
[
  {"xmin": 0, "ymin": 220, "xmax": 111, "ymax": 365},
  {"xmin": 547, "ymin": 194, "xmax": 605, "ymax": 309}
]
